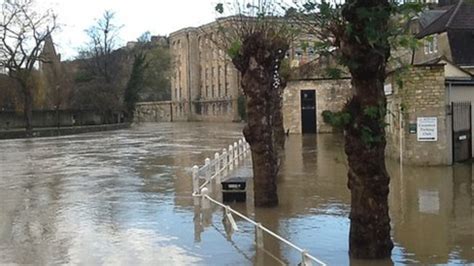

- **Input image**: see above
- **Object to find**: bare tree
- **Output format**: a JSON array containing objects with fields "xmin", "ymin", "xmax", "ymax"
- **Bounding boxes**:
[
  {"xmin": 214, "ymin": 1, "xmax": 296, "ymax": 207},
  {"xmin": 81, "ymin": 10, "xmax": 121, "ymax": 83},
  {"xmin": 0, "ymin": 0, "xmax": 57, "ymax": 136}
]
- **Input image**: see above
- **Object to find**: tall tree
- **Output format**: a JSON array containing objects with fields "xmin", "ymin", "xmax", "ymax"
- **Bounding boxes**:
[
  {"xmin": 215, "ymin": 1, "xmax": 295, "ymax": 207},
  {"xmin": 134, "ymin": 33, "xmax": 172, "ymax": 102},
  {"xmin": 124, "ymin": 52, "xmax": 148, "ymax": 120},
  {"xmin": 292, "ymin": 0, "xmax": 421, "ymax": 259},
  {"xmin": 82, "ymin": 10, "xmax": 121, "ymax": 83},
  {"xmin": 0, "ymin": 0, "xmax": 57, "ymax": 136},
  {"xmin": 74, "ymin": 10, "xmax": 125, "ymax": 120}
]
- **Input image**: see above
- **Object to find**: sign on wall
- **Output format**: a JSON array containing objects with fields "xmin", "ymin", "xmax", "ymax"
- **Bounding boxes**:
[{"xmin": 417, "ymin": 117, "xmax": 438, "ymax": 141}]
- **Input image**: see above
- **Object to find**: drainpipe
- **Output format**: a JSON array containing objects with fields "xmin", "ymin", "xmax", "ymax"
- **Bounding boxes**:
[{"xmin": 187, "ymin": 32, "xmax": 192, "ymax": 121}]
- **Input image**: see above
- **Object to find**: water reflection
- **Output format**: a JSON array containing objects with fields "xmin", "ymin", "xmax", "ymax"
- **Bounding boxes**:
[{"xmin": 0, "ymin": 124, "xmax": 472, "ymax": 265}]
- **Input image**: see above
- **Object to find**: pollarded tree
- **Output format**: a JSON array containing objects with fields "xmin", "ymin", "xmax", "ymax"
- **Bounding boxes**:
[
  {"xmin": 0, "ymin": 0, "xmax": 57, "ymax": 136},
  {"xmin": 291, "ymin": 0, "xmax": 421, "ymax": 259},
  {"xmin": 214, "ymin": 1, "xmax": 296, "ymax": 207}
]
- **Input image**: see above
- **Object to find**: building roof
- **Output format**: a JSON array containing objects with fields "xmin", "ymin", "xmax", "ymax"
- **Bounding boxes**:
[
  {"xmin": 418, "ymin": 6, "xmax": 452, "ymax": 28},
  {"xmin": 417, "ymin": 0, "xmax": 474, "ymax": 38},
  {"xmin": 447, "ymin": 29, "xmax": 474, "ymax": 66}
]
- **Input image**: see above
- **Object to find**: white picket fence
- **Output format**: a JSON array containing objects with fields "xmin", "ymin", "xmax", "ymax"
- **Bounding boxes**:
[{"xmin": 191, "ymin": 137, "xmax": 326, "ymax": 266}]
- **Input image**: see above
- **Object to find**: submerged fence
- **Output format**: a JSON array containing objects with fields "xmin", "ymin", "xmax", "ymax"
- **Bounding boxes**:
[{"xmin": 191, "ymin": 137, "xmax": 326, "ymax": 266}]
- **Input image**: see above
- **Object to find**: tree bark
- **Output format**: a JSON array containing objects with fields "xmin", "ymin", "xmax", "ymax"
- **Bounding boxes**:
[
  {"xmin": 241, "ymin": 57, "xmax": 279, "ymax": 207},
  {"xmin": 272, "ymin": 83, "xmax": 286, "ymax": 152},
  {"xmin": 232, "ymin": 33, "xmax": 289, "ymax": 207},
  {"xmin": 340, "ymin": 0, "xmax": 394, "ymax": 258},
  {"xmin": 344, "ymin": 90, "xmax": 393, "ymax": 259}
]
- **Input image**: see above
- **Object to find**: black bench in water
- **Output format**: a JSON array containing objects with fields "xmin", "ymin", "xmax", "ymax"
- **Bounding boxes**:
[{"xmin": 221, "ymin": 177, "xmax": 247, "ymax": 202}]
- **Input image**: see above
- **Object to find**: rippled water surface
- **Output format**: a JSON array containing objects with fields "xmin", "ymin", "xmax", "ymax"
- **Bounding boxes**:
[{"xmin": 0, "ymin": 123, "xmax": 472, "ymax": 265}]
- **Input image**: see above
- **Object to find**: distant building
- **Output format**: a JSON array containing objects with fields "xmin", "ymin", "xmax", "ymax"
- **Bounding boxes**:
[
  {"xmin": 413, "ymin": 0, "xmax": 474, "ymax": 74},
  {"xmin": 384, "ymin": 0, "xmax": 474, "ymax": 165},
  {"xmin": 169, "ymin": 21, "xmax": 241, "ymax": 122},
  {"xmin": 168, "ymin": 17, "xmax": 319, "ymax": 122}
]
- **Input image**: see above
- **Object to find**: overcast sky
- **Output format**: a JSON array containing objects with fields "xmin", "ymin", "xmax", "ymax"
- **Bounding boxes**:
[{"xmin": 43, "ymin": 0, "xmax": 221, "ymax": 59}]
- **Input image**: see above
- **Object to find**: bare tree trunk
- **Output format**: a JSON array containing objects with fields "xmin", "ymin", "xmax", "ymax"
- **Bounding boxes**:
[
  {"xmin": 231, "ymin": 33, "xmax": 289, "ymax": 207},
  {"xmin": 344, "ymin": 85, "xmax": 393, "ymax": 259},
  {"xmin": 340, "ymin": 0, "xmax": 394, "ymax": 258},
  {"xmin": 241, "ymin": 58, "xmax": 279, "ymax": 207},
  {"xmin": 272, "ymin": 83, "xmax": 286, "ymax": 152}
]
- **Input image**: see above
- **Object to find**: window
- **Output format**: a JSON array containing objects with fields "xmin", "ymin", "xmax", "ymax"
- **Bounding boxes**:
[{"xmin": 424, "ymin": 35, "xmax": 438, "ymax": 55}]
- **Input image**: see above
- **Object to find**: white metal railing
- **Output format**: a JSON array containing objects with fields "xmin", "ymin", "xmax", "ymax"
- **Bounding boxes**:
[
  {"xmin": 192, "ymin": 138, "xmax": 250, "ymax": 195},
  {"xmin": 191, "ymin": 137, "xmax": 326, "ymax": 266}
]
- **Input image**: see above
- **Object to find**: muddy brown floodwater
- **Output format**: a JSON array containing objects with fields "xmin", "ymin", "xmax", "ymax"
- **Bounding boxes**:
[{"xmin": 0, "ymin": 123, "xmax": 472, "ymax": 265}]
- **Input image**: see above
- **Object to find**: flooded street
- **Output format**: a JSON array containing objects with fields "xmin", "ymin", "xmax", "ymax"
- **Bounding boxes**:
[{"xmin": 0, "ymin": 123, "xmax": 472, "ymax": 265}]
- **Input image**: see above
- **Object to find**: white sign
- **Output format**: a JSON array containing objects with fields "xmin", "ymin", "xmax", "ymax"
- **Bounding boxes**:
[
  {"xmin": 384, "ymin": 84, "xmax": 393, "ymax": 96},
  {"xmin": 417, "ymin": 117, "xmax": 438, "ymax": 141}
]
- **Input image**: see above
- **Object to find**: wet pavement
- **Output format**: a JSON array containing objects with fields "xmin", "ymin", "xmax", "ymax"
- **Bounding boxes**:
[{"xmin": 0, "ymin": 122, "xmax": 472, "ymax": 265}]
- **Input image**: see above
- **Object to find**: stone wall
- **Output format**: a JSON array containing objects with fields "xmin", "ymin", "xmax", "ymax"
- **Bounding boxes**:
[
  {"xmin": 134, "ymin": 101, "xmax": 173, "ymax": 122},
  {"xmin": 386, "ymin": 64, "xmax": 451, "ymax": 165},
  {"xmin": 0, "ymin": 110, "xmax": 120, "ymax": 129},
  {"xmin": 283, "ymin": 79, "xmax": 352, "ymax": 134}
]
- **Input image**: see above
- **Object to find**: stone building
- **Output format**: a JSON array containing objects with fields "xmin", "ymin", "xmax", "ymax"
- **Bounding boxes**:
[
  {"xmin": 169, "ymin": 19, "xmax": 241, "ymax": 122},
  {"xmin": 283, "ymin": 77, "xmax": 352, "ymax": 134},
  {"xmin": 169, "ymin": 17, "xmax": 320, "ymax": 122},
  {"xmin": 383, "ymin": 0, "xmax": 474, "ymax": 165},
  {"xmin": 385, "ymin": 62, "xmax": 473, "ymax": 165},
  {"xmin": 412, "ymin": 0, "xmax": 474, "ymax": 74}
]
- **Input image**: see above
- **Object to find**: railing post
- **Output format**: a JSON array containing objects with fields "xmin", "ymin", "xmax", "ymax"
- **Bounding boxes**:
[
  {"xmin": 225, "ymin": 206, "xmax": 239, "ymax": 232},
  {"xmin": 192, "ymin": 165, "xmax": 199, "ymax": 194},
  {"xmin": 215, "ymin": 152, "xmax": 221, "ymax": 184},
  {"xmin": 192, "ymin": 165, "xmax": 200, "ymax": 206},
  {"xmin": 301, "ymin": 251, "xmax": 312, "ymax": 266},
  {"xmin": 238, "ymin": 139, "xmax": 243, "ymax": 161},
  {"xmin": 201, "ymin": 187, "xmax": 210, "ymax": 210},
  {"xmin": 222, "ymin": 148, "xmax": 228, "ymax": 176},
  {"xmin": 234, "ymin": 142, "xmax": 239, "ymax": 167},
  {"xmin": 228, "ymin": 145, "xmax": 234, "ymax": 171},
  {"xmin": 205, "ymin": 158, "xmax": 211, "ymax": 192},
  {"xmin": 256, "ymin": 223, "xmax": 264, "ymax": 249}
]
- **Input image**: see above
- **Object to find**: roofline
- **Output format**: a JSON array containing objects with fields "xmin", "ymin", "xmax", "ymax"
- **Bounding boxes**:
[
  {"xmin": 445, "ymin": 0, "xmax": 464, "ymax": 28},
  {"xmin": 416, "ymin": 4, "xmax": 456, "ymax": 38},
  {"xmin": 289, "ymin": 77, "xmax": 351, "ymax": 82},
  {"xmin": 445, "ymin": 78, "xmax": 474, "ymax": 86}
]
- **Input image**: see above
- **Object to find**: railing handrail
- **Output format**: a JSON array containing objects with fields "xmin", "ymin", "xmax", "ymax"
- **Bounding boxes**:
[
  {"xmin": 204, "ymin": 195, "xmax": 326, "ymax": 266},
  {"xmin": 191, "ymin": 137, "xmax": 326, "ymax": 266}
]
